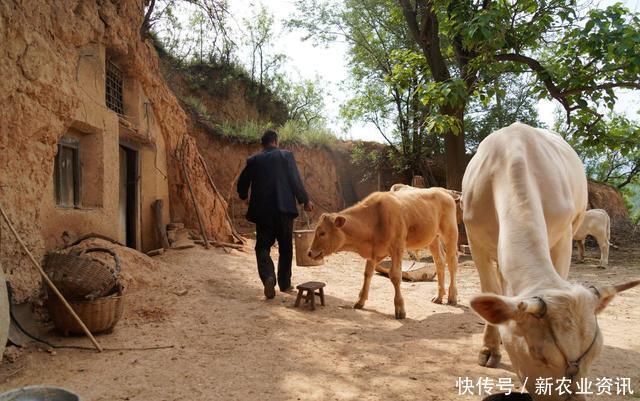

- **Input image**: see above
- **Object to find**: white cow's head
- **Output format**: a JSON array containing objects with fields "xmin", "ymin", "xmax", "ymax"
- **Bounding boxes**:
[
  {"xmin": 471, "ymin": 280, "xmax": 640, "ymax": 400},
  {"xmin": 307, "ymin": 213, "xmax": 347, "ymax": 260}
]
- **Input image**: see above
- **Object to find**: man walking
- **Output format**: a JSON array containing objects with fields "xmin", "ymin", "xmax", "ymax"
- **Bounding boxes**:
[{"xmin": 237, "ymin": 130, "xmax": 314, "ymax": 299}]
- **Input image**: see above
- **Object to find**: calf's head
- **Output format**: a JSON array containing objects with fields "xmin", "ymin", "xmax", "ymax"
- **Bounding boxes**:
[
  {"xmin": 307, "ymin": 213, "xmax": 347, "ymax": 260},
  {"xmin": 471, "ymin": 280, "xmax": 639, "ymax": 400}
]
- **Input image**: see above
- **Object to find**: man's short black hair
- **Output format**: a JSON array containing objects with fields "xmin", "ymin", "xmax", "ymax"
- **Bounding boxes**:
[{"xmin": 261, "ymin": 130, "xmax": 278, "ymax": 146}]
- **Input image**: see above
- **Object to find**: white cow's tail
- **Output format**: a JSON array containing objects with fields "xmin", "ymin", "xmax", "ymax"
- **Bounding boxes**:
[{"xmin": 606, "ymin": 212, "xmax": 611, "ymax": 245}]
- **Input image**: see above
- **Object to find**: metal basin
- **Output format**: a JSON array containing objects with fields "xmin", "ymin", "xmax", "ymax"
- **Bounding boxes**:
[
  {"xmin": 483, "ymin": 393, "xmax": 533, "ymax": 401},
  {"xmin": 0, "ymin": 386, "xmax": 80, "ymax": 401}
]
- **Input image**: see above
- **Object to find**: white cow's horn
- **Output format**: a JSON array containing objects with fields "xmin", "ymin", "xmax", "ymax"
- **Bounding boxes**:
[
  {"xmin": 517, "ymin": 296, "xmax": 547, "ymax": 317},
  {"xmin": 593, "ymin": 279, "xmax": 640, "ymax": 299}
]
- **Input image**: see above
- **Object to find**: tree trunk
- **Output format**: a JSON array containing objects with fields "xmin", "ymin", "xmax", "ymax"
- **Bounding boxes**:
[
  {"xmin": 420, "ymin": 162, "xmax": 439, "ymax": 187},
  {"xmin": 443, "ymin": 106, "xmax": 466, "ymax": 190}
]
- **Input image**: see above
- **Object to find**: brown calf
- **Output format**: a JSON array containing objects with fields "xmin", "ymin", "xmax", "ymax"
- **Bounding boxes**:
[{"xmin": 307, "ymin": 189, "xmax": 459, "ymax": 319}]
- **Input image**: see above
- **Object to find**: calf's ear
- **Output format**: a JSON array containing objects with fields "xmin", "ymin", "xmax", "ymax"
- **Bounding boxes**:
[
  {"xmin": 470, "ymin": 294, "xmax": 518, "ymax": 324},
  {"xmin": 592, "ymin": 279, "xmax": 640, "ymax": 314},
  {"xmin": 334, "ymin": 215, "xmax": 346, "ymax": 228}
]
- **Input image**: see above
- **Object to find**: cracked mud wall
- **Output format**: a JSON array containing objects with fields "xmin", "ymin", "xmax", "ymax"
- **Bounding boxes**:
[{"xmin": 0, "ymin": 0, "xmax": 233, "ymax": 302}]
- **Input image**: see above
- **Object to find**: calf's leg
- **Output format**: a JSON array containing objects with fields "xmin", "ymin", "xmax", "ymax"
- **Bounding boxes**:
[
  {"xmin": 354, "ymin": 259, "xmax": 376, "ymax": 309},
  {"xmin": 429, "ymin": 240, "xmax": 446, "ymax": 304},
  {"xmin": 576, "ymin": 239, "xmax": 585, "ymax": 263},
  {"xmin": 597, "ymin": 234, "xmax": 609, "ymax": 268},
  {"xmin": 440, "ymin": 216, "xmax": 460, "ymax": 305},
  {"xmin": 389, "ymin": 249, "xmax": 406, "ymax": 319},
  {"xmin": 444, "ymin": 237, "xmax": 459, "ymax": 306},
  {"xmin": 468, "ymin": 236, "xmax": 502, "ymax": 368}
]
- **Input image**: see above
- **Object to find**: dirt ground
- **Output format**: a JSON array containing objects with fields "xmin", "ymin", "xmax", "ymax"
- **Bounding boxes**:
[{"xmin": 0, "ymin": 242, "xmax": 638, "ymax": 401}]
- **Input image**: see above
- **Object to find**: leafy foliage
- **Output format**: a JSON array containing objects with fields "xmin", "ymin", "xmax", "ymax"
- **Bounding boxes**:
[
  {"xmin": 465, "ymin": 74, "xmax": 540, "ymax": 152},
  {"xmin": 290, "ymin": 0, "xmax": 447, "ymax": 184},
  {"xmin": 393, "ymin": 0, "xmax": 640, "ymax": 188},
  {"xmin": 217, "ymin": 120, "xmax": 337, "ymax": 147},
  {"xmin": 242, "ymin": 5, "xmax": 286, "ymax": 90},
  {"xmin": 561, "ymin": 113, "xmax": 640, "ymax": 188},
  {"xmin": 556, "ymin": 111, "xmax": 640, "ymax": 222},
  {"xmin": 274, "ymin": 75, "xmax": 328, "ymax": 129},
  {"xmin": 144, "ymin": 0, "xmax": 233, "ymax": 63},
  {"xmin": 148, "ymin": 1, "xmax": 334, "ymax": 143}
]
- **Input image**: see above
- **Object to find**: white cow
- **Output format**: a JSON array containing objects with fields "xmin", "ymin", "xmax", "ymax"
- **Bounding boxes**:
[
  {"xmin": 573, "ymin": 209, "xmax": 610, "ymax": 267},
  {"xmin": 462, "ymin": 123, "xmax": 639, "ymax": 400}
]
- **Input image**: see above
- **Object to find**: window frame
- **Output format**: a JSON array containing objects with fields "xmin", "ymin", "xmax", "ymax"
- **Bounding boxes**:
[
  {"xmin": 105, "ymin": 58, "xmax": 124, "ymax": 115},
  {"xmin": 54, "ymin": 137, "xmax": 81, "ymax": 208}
]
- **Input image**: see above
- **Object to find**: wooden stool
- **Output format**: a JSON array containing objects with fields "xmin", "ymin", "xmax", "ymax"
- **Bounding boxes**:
[{"xmin": 294, "ymin": 281, "xmax": 326, "ymax": 310}]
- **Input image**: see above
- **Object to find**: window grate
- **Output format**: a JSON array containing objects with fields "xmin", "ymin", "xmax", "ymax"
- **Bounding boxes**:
[{"xmin": 105, "ymin": 58, "xmax": 124, "ymax": 115}]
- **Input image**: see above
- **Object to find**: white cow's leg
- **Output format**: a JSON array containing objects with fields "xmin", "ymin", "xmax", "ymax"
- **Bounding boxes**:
[
  {"xmin": 354, "ymin": 259, "xmax": 376, "ymax": 309},
  {"xmin": 389, "ymin": 248, "xmax": 406, "ymax": 319},
  {"xmin": 444, "ymin": 236, "xmax": 459, "ymax": 305},
  {"xmin": 551, "ymin": 228, "xmax": 573, "ymax": 279},
  {"xmin": 469, "ymin": 237, "xmax": 502, "ymax": 368},
  {"xmin": 598, "ymin": 234, "xmax": 609, "ymax": 268},
  {"xmin": 429, "ymin": 240, "xmax": 446, "ymax": 304},
  {"xmin": 576, "ymin": 239, "xmax": 585, "ymax": 263}
]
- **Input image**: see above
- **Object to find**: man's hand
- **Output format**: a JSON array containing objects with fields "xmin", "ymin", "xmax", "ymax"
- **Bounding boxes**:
[{"xmin": 304, "ymin": 201, "xmax": 314, "ymax": 212}]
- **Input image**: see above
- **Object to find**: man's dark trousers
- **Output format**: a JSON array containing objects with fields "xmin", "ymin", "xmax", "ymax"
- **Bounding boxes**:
[{"xmin": 255, "ymin": 212, "xmax": 294, "ymax": 290}]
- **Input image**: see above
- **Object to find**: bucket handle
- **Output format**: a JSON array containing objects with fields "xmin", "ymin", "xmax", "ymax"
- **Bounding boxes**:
[
  {"xmin": 73, "ymin": 247, "xmax": 122, "ymax": 276},
  {"xmin": 303, "ymin": 211, "xmax": 311, "ymax": 230}
]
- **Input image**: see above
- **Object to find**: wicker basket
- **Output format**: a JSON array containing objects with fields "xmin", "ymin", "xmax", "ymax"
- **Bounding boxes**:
[
  {"xmin": 47, "ymin": 290, "xmax": 125, "ymax": 336},
  {"xmin": 44, "ymin": 247, "xmax": 121, "ymax": 300}
]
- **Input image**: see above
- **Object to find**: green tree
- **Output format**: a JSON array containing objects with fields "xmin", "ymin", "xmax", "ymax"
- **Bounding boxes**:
[
  {"xmin": 465, "ymin": 74, "xmax": 540, "ymax": 152},
  {"xmin": 274, "ymin": 75, "xmax": 328, "ymax": 129},
  {"xmin": 145, "ymin": 0, "xmax": 235, "ymax": 63},
  {"xmin": 391, "ymin": 1, "xmax": 640, "ymax": 189},
  {"xmin": 243, "ymin": 5, "xmax": 286, "ymax": 93},
  {"xmin": 290, "ymin": 0, "xmax": 443, "ymax": 184},
  {"xmin": 556, "ymin": 111, "xmax": 640, "ymax": 222},
  {"xmin": 559, "ymin": 112, "xmax": 640, "ymax": 190}
]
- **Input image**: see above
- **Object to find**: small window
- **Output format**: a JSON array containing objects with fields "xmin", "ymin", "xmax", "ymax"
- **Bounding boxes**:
[
  {"xmin": 54, "ymin": 139, "xmax": 80, "ymax": 207},
  {"xmin": 105, "ymin": 58, "xmax": 124, "ymax": 115}
]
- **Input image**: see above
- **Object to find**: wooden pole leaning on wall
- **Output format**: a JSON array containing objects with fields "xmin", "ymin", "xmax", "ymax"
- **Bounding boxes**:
[
  {"xmin": 179, "ymin": 141, "xmax": 210, "ymax": 249},
  {"xmin": 197, "ymin": 154, "xmax": 245, "ymax": 244},
  {"xmin": 0, "ymin": 202, "xmax": 103, "ymax": 352}
]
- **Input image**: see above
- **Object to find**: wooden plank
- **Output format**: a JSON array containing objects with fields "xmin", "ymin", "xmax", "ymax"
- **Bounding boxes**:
[
  {"xmin": 193, "ymin": 239, "xmax": 244, "ymax": 250},
  {"xmin": 197, "ymin": 154, "xmax": 245, "ymax": 244},
  {"xmin": 152, "ymin": 199, "xmax": 170, "ymax": 249},
  {"xmin": 180, "ymin": 142, "xmax": 209, "ymax": 249}
]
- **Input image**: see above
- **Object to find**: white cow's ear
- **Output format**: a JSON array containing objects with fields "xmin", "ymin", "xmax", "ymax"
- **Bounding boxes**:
[
  {"xmin": 334, "ymin": 215, "xmax": 346, "ymax": 228},
  {"xmin": 470, "ymin": 294, "xmax": 518, "ymax": 324},
  {"xmin": 592, "ymin": 279, "xmax": 640, "ymax": 314}
]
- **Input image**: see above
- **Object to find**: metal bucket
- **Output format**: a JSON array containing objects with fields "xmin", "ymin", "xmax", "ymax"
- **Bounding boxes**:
[
  {"xmin": 294, "ymin": 230, "xmax": 323, "ymax": 266},
  {"xmin": 0, "ymin": 386, "xmax": 81, "ymax": 401}
]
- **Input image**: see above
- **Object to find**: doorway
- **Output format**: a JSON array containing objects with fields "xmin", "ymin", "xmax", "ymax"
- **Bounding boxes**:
[{"xmin": 119, "ymin": 145, "xmax": 139, "ymax": 249}]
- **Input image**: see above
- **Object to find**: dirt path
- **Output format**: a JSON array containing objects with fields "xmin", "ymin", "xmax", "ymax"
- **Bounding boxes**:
[{"xmin": 0, "ymin": 244, "xmax": 638, "ymax": 401}]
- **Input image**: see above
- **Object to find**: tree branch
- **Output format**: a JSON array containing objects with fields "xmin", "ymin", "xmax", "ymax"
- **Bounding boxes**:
[
  {"xmin": 561, "ymin": 82, "xmax": 640, "ymax": 97},
  {"xmin": 140, "ymin": 0, "xmax": 157, "ymax": 38}
]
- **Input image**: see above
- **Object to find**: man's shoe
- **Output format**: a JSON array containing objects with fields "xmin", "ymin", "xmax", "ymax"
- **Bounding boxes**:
[{"xmin": 264, "ymin": 277, "xmax": 276, "ymax": 299}]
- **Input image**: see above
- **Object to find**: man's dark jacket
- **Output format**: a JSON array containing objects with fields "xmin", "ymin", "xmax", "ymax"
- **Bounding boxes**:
[{"xmin": 237, "ymin": 147, "xmax": 309, "ymax": 223}]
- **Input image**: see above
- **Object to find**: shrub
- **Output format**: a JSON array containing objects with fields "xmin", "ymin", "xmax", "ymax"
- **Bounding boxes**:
[{"xmin": 216, "ymin": 120, "xmax": 337, "ymax": 147}]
